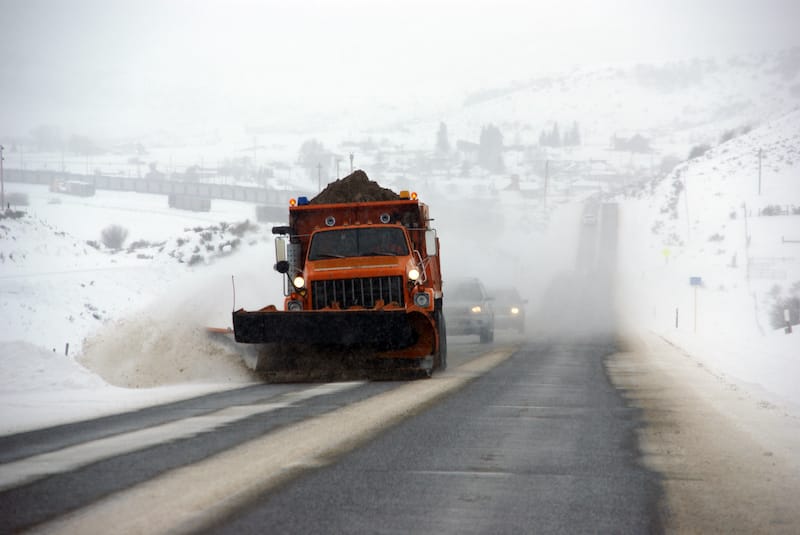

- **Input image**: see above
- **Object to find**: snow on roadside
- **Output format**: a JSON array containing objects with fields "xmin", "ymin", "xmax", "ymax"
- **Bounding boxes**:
[
  {"xmin": 0, "ymin": 340, "xmax": 256, "ymax": 435},
  {"xmin": 615, "ymin": 110, "xmax": 800, "ymax": 409},
  {"xmin": 0, "ymin": 191, "xmax": 288, "ymax": 434}
]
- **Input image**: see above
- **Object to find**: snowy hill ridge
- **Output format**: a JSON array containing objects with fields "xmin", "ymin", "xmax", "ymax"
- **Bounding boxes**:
[
  {"xmin": 616, "ymin": 107, "xmax": 800, "ymax": 408},
  {"xmin": 423, "ymin": 48, "xmax": 800, "ymax": 156}
]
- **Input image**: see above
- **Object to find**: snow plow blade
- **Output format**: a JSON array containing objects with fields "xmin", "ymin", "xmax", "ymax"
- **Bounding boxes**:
[{"xmin": 232, "ymin": 309, "xmax": 436, "ymax": 358}]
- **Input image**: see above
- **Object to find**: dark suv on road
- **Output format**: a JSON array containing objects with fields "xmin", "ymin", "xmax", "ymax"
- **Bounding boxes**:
[
  {"xmin": 491, "ymin": 286, "xmax": 527, "ymax": 333},
  {"xmin": 444, "ymin": 278, "xmax": 494, "ymax": 343}
]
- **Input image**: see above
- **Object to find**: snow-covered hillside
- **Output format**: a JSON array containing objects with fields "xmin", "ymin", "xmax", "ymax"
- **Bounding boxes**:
[
  {"xmin": 616, "ymin": 109, "xmax": 800, "ymax": 407},
  {"xmin": 399, "ymin": 49, "xmax": 800, "ymax": 164}
]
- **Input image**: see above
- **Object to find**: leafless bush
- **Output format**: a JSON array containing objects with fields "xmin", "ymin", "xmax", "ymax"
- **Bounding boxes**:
[
  {"xmin": 187, "ymin": 254, "xmax": 204, "ymax": 266},
  {"xmin": 5, "ymin": 192, "xmax": 29, "ymax": 206},
  {"xmin": 768, "ymin": 286, "xmax": 800, "ymax": 329},
  {"xmin": 231, "ymin": 219, "xmax": 258, "ymax": 237},
  {"xmin": 100, "ymin": 224, "xmax": 129, "ymax": 249},
  {"xmin": 688, "ymin": 144, "xmax": 711, "ymax": 160},
  {"xmin": 0, "ymin": 209, "xmax": 25, "ymax": 220}
]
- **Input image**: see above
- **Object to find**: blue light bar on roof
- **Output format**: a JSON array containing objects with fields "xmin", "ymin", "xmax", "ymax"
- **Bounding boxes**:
[{"xmin": 297, "ymin": 196, "xmax": 310, "ymax": 206}]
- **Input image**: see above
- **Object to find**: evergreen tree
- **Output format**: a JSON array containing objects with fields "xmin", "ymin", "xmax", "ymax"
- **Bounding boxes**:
[
  {"xmin": 478, "ymin": 124, "xmax": 504, "ymax": 172},
  {"xmin": 297, "ymin": 139, "xmax": 332, "ymax": 179},
  {"xmin": 550, "ymin": 122, "xmax": 561, "ymax": 147},
  {"xmin": 435, "ymin": 122, "xmax": 450, "ymax": 154},
  {"xmin": 571, "ymin": 121, "xmax": 581, "ymax": 146}
]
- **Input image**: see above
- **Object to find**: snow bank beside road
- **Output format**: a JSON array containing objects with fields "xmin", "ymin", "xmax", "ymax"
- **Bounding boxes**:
[
  {"xmin": 0, "ymin": 340, "xmax": 253, "ymax": 435},
  {"xmin": 79, "ymin": 316, "xmax": 255, "ymax": 388}
]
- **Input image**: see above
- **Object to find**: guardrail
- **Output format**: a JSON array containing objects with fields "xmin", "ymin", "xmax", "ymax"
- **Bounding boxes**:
[{"xmin": 3, "ymin": 168, "xmax": 307, "ymax": 206}]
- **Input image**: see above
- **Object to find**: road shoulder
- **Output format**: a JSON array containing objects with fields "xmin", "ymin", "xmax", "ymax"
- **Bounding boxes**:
[{"xmin": 608, "ymin": 330, "xmax": 800, "ymax": 533}]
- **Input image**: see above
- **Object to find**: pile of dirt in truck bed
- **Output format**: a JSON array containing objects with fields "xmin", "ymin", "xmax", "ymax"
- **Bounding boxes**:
[{"xmin": 310, "ymin": 170, "xmax": 400, "ymax": 204}]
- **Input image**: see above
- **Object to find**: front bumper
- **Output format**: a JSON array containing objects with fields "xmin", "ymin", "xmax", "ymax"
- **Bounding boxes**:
[{"xmin": 233, "ymin": 309, "xmax": 420, "ymax": 349}]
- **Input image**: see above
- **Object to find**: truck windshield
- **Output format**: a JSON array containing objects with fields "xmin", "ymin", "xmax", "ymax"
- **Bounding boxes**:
[{"xmin": 308, "ymin": 227, "xmax": 409, "ymax": 260}]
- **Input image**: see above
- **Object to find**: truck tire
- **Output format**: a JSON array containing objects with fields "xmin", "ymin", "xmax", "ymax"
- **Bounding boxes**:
[
  {"xmin": 479, "ymin": 326, "xmax": 494, "ymax": 344},
  {"xmin": 434, "ymin": 310, "xmax": 447, "ymax": 371}
]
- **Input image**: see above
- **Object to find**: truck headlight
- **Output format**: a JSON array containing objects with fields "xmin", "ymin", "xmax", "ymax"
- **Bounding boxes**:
[
  {"xmin": 293, "ymin": 276, "xmax": 305, "ymax": 289},
  {"xmin": 511, "ymin": 307, "xmax": 520, "ymax": 315},
  {"xmin": 471, "ymin": 305, "xmax": 482, "ymax": 313},
  {"xmin": 413, "ymin": 292, "xmax": 430, "ymax": 308},
  {"xmin": 408, "ymin": 268, "xmax": 420, "ymax": 281},
  {"xmin": 287, "ymin": 300, "xmax": 303, "ymax": 311}
]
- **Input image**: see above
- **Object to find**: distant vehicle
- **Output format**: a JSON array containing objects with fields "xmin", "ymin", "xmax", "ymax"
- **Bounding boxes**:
[
  {"xmin": 444, "ymin": 277, "xmax": 494, "ymax": 343},
  {"xmin": 492, "ymin": 286, "xmax": 527, "ymax": 333}
]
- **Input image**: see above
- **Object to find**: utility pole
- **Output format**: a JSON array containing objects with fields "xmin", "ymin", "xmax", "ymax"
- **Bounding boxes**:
[
  {"xmin": 0, "ymin": 144, "xmax": 5, "ymax": 210},
  {"xmin": 349, "ymin": 152, "xmax": 354, "ymax": 174},
  {"xmin": 317, "ymin": 162, "xmax": 322, "ymax": 192},
  {"xmin": 683, "ymin": 169, "xmax": 691, "ymax": 241},
  {"xmin": 758, "ymin": 148, "xmax": 762, "ymax": 195},
  {"xmin": 543, "ymin": 159, "xmax": 549, "ymax": 210}
]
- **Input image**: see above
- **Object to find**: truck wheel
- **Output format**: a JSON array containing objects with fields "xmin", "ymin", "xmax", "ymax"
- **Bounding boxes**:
[
  {"xmin": 433, "ymin": 308, "xmax": 448, "ymax": 370},
  {"xmin": 438, "ymin": 314, "xmax": 448, "ymax": 370},
  {"xmin": 479, "ymin": 328, "xmax": 491, "ymax": 344}
]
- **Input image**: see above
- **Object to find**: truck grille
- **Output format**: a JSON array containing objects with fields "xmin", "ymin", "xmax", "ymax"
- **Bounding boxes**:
[{"xmin": 311, "ymin": 276, "xmax": 405, "ymax": 310}]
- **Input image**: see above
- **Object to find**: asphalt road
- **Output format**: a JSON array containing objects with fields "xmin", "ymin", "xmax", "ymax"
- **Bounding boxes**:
[
  {"xmin": 0, "ymin": 202, "xmax": 663, "ymax": 533},
  {"xmin": 209, "ymin": 335, "xmax": 662, "ymax": 534}
]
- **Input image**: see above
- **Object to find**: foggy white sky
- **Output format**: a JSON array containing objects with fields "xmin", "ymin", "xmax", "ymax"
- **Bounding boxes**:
[{"xmin": 1, "ymin": 0, "xmax": 799, "ymax": 139}]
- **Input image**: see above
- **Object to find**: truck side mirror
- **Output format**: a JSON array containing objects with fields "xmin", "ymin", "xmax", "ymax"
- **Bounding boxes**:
[
  {"xmin": 425, "ymin": 229, "xmax": 438, "ymax": 256},
  {"xmin": 274, "ymin": 237, "xmax": 287, "ymax": 266}
]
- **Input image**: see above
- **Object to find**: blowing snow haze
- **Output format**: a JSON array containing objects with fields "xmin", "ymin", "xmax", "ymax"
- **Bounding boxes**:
[
  {"xmin": 4, "ymin": 3, "xmax": 800, "ymax": 531},
  {"xmin": 1, "ymin": 0, "xmax": 800, "ymax": 140}
]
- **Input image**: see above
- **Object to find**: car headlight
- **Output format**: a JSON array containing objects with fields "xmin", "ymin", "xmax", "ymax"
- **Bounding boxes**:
[
  {"xmin": 293, "ymin": 275, "xmax": 305, "ymax": 289},
  {"xmin": 287, "ymin": 300, "xmax": 303, "ymax": 311},
  {"xmin": 413, "ymin": 292, "xmax": 431, "ymax": 308},
  {"xmin": 510, "ymin": 307, "xmax": 520, "ymax": 315},
  {"xmin": 408, "ymin": 268, "xmax": 420, "ymax": 281},
  {"xmin": 471, "ymin": 305, "xmax": 482, "ymax": 314}
]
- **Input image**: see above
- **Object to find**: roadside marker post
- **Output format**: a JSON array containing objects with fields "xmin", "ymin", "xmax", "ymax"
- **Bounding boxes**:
[{"xmin": 690, "ymin": 277, "xmax": 702, "ymax": 333}]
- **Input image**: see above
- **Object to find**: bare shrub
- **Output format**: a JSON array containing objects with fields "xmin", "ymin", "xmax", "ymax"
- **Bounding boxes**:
[
  {"xmin": 6, "ymin": 192, "xmax": 29, "ymax": 206},
  {"xmin": 761, "ymin": 205, "xmax": 784, "ymax": 216},
  {"xmin": 769, "ymin": 294, "xmax": 800, "ymax": 329},
  {"xmin": 0, "ymin": 209, "xmax": 25, "ymax": 220},
  {"xmin": 127, "ymin": 239, "xmax": 152, "ymax": 251},
  {"xmin": 231, "ymin": 220, "xmax": 258, "ymax": 237},
  {"xmin": 688, "ymin": 144, "xmax": 711, "ymax": 160},
  {"xmin": 101, "ymin": 224, "xmax": 129, "ymax": 249},
  {"xmin": 187, "ymin": 254, "xmax": 204, "ymax": 266}
]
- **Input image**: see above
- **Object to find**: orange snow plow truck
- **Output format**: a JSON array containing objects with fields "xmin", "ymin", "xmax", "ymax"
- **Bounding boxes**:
[{"xmin": 232, "ymin": 171, "xmax": 446, "ymax": 376}]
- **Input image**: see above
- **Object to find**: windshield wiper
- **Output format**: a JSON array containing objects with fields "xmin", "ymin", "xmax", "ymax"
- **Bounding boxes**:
[{"xmin": 314, "ymin": 253, "xmax": 345, "ymax": 259}]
